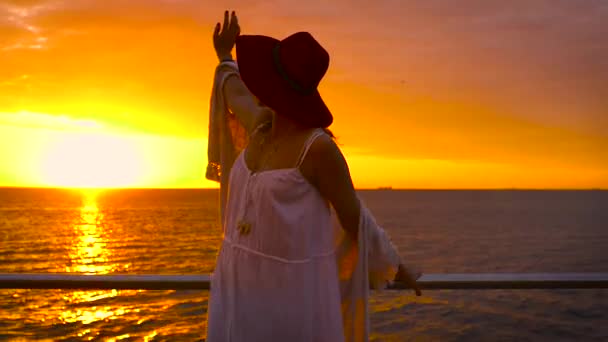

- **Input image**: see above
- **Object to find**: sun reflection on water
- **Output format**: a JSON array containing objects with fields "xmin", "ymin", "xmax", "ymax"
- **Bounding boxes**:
[
  {"xmin": 65, "ymin": 189, "xmax": 115, "ymax": 274},
  {"xmin": 60, "ymin": 189, "xmax": 141, "ymax": 332}
]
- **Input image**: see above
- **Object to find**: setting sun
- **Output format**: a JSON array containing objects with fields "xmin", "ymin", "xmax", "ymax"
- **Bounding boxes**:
[{"xmin": 41, "ymin": 132, "xmax": 143, "ymax": 188}]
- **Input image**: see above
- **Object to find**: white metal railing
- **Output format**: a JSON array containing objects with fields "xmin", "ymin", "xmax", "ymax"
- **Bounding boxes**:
[{"xmin": 1, "ymin": 273, "xmax": 607, "ymax": 290}]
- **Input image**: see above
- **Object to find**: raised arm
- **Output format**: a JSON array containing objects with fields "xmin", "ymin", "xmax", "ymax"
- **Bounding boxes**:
[
  {"xmin": 223, "ymin": 73, "xmax": 272, "ymax": 134},
  {"xmin": 214, "ymin": 10, "xmax": 271, "ymax": 134}
]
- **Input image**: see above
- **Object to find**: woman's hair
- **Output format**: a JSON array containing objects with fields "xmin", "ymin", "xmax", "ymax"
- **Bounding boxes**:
[
  {"xmin": 323, "ymin": 128, "xmax": 336, "ymax": 139},
  {"xmin": 257, "ymin": 99, "xmax": 336, "ymax": 140},
  {"xmin": 257, "ymin": 115, "xmax": 336, "ymax": 140}
]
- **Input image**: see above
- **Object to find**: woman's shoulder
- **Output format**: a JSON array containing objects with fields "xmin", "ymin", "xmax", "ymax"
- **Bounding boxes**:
[
  {"xmin": 299, "ymin": 130, "xmax": 343, "ymax": 181},
  {"xmin": 308, "ymin": 130, "xmax": 340, "ymax": 160}
]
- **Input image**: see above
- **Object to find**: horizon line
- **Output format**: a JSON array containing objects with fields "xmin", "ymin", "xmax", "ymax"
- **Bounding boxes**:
[{"xmin": 0, "ymin": 186, "xmax": 606, "ymax": 191}]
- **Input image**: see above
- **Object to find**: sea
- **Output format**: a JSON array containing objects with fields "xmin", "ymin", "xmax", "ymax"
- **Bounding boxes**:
[{"xmin": 0, "ymin": 188, "xmax": 606, "ymax": 341}]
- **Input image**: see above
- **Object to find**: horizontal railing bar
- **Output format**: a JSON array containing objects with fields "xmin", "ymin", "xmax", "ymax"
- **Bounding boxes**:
[
  {"xmin": 388, "ymin": 273, "xmax": 608, "ymax": 290},
  {"xmin": 0, "ymin": 274, "xmax": 211, "ymax": 290},
  {"xmin": 1, "ymin": 273, "xmax": 607, "ymax": 291}
]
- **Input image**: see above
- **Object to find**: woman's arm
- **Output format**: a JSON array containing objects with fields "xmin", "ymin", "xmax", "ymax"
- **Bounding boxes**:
[
  {"xmin": 305, "ymin": 135, "xmax": 422, "ymax": 295},
  {"xmin": 214, "ymin": 10, "xmax": 271, "ymax": 134},
  {"xmin": 223, "ymin": 73, "xmax": 273, "ymax": 134},
  {"xmin": 305, "ymin": 134, "xmax": 360, "ymax": 239}
]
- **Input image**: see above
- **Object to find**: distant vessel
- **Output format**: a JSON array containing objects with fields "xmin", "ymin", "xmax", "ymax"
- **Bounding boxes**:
[{"xmin": 377, "ymin": 186, "xmax": 393, "ymax": 190}]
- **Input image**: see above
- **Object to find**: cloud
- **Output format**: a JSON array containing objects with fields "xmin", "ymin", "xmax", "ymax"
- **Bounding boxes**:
[
  {"xmin": 0, "ymin": 1, "xmax": 57, "ymax": 50},
  {"xmin": 0, "ymin": 110, "xmax": 104, "ymax": 131}
]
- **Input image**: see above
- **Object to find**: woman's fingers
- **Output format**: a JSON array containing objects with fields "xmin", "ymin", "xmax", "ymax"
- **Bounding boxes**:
[
  {"xmin": 409, "ymin": 278, "xmax": 421, "ymax": 296},
  {"xmin": 231, "ymin": 11, "xmax": 238, "ymax": 28},
  {"xmin": 213, "ymin": 22, "xmax": 220, "ymax": 40},
  {"xmin": 398, "ymin": 266, "xmax": 422, "ymax": 296},
  {"xmin": 407, "ymin": 273, "xmax": 421, "ymax": 296},
  {"xmin": 217, "ymin": 10, "xmax": 239, "ymax": 38},
  {"xmin": 221, "ymin": 10, "xmax": 229, "ymax": 35},
  {"xmin": 230, "ymin": 11, "xmax": 240, "ymax": 37}
]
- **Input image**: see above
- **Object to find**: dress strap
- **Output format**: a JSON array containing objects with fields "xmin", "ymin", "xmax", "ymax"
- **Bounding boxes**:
[{"xmin": 296, "ymin": 129, "xmax": 325, "ymax": 167}]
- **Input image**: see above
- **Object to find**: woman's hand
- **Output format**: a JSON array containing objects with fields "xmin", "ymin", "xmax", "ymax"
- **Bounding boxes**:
[
  {"xmin": 395, "ymin": 263, "xmax": 422, "ymax": 296},
  {"xmin": 213, "ymin": 10, "xmax": 240, "ymax": 61}
]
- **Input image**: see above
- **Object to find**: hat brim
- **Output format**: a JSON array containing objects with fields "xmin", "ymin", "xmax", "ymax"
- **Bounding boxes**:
[{"xmin": 235, "ymin": 35, "xmax": 333, "ymax": 128}]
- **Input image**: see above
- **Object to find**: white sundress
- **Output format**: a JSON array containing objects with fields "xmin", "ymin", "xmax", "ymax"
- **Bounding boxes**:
[{"xmin": 206, "ymin": 129, "xmax": 345, "ymax": 342}]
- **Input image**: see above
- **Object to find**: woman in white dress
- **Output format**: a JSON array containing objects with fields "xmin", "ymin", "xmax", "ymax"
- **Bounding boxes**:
[{"xmin": 206, "ymin": 11, "xmax": 421, "ymax": 342}]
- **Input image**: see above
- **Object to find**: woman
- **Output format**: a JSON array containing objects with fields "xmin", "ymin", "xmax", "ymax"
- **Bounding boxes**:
[{"xmin": 206, "ymin": 11, "xmax": 421, "ymax": 341}]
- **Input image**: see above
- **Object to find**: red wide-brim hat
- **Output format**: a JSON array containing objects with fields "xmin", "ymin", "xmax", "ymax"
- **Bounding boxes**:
[{"xmin": 235, "ymin": 32, "xmax": 333, "ymax": 128}]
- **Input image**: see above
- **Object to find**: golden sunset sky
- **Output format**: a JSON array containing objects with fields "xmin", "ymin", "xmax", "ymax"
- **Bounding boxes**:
[{"xmin": 0, "ymin": 0, "xmax": 606, "ymax": 189}]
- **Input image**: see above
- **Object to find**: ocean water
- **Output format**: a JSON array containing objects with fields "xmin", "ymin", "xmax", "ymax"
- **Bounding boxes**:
[{"xmin": 0, "ymin": 188, "xmax": 607, "ymax": 341}]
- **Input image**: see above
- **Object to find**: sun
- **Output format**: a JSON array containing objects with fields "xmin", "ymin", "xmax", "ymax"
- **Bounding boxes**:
[{"xmin": 41, "ymin": 132, "xmax": 143, "ymax": 188}]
